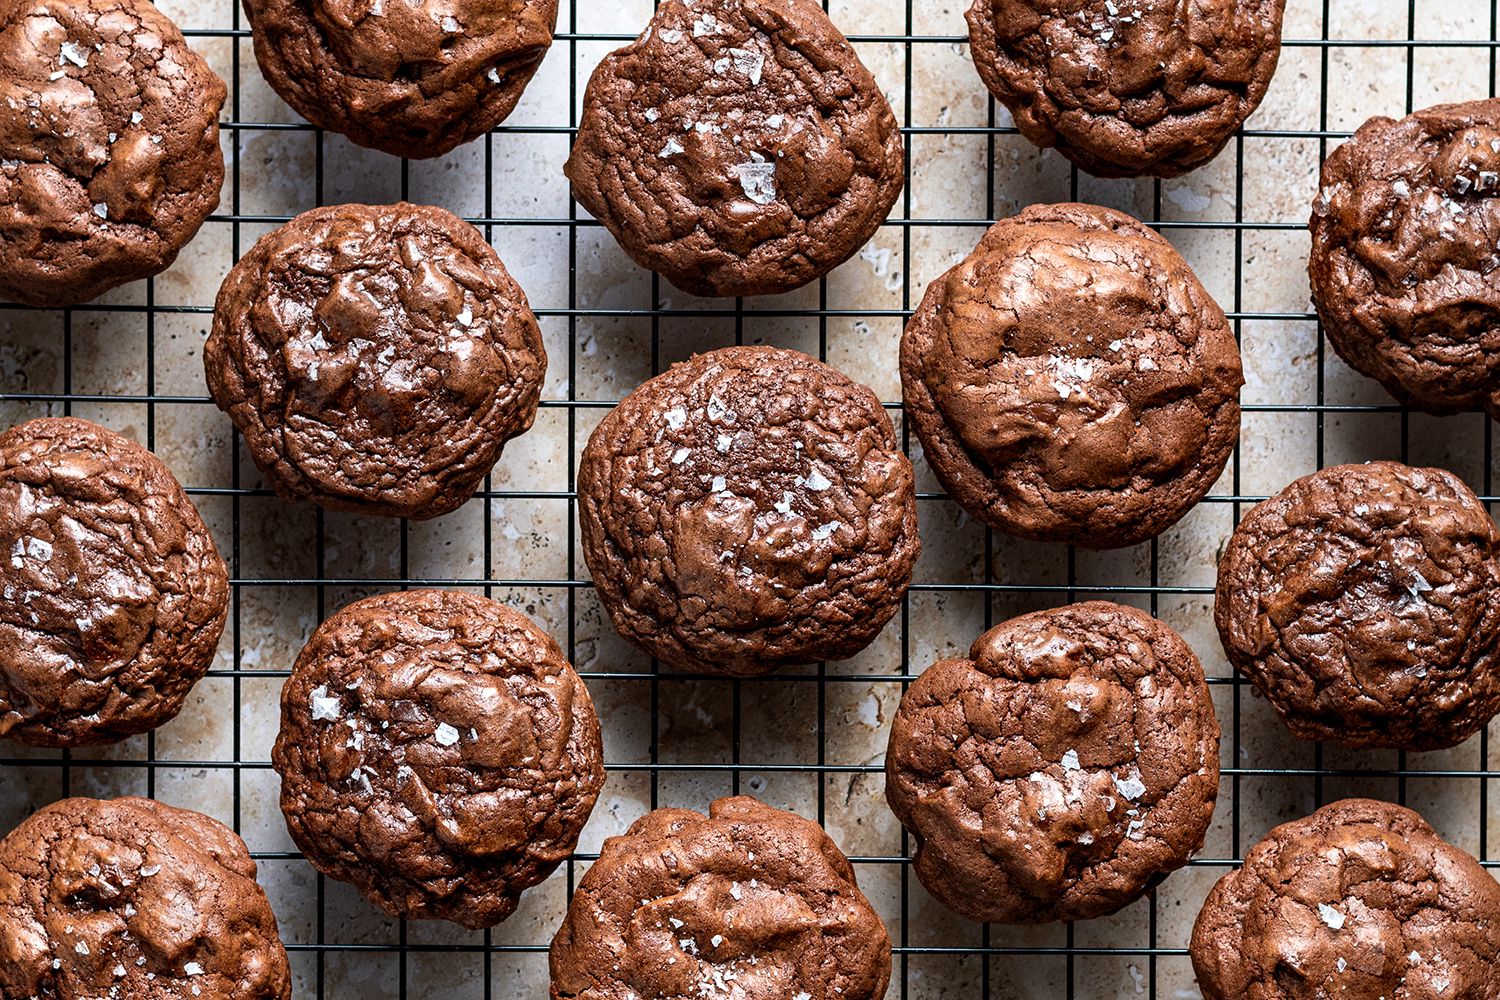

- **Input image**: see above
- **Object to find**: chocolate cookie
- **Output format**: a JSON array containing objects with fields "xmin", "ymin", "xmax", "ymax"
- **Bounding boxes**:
[
  {"xmin": 578, "ymin": 346, "xmax": 919, "ymax": 676},
  {"xmin": 1216, "ymin": 461, "xmax": 1500, "ymax": 752},
  {"xmin": 549, "ymin": 796, "xmax": 890, "ymax": 1000},
  {"xmin": 0, "ymin": 417, "xmax": 228, "ymax": 747},
  {"xmin": 1310, "ymin": 99, "xmax": 1500, "ymax": 418},
  {"xmin": 244, "ymin": 0, "xmax": 556, "ymax": 158},
  {"xmin": 1191, "ymin": 798, "xmax": 1500, "ymax": 1000},
  {"xmin": 966, "ymin": 0, "xmax": 1286, "ymax": 178},
  {"xmin": 273, "ymin": 589, "xmax": 604, "ymax": 929},
  {"xmin": 0, "ymin": 0, "xmax": 227, "ymax": 307},
  {"xmin": 205, "ymin": 202, "xmax": 545, "ymax": 521},
  {"xmin": 0, "ymin": 796, "xmax": 292, "ymax": 1000},
  {"xmin": 886, "ymin": 601, "xmax": 1219, "ymax": 924},
  {"xmin": 565, "ymin": 0, "xmax": 904, "ymax": 298},
  {"xmin": 902, "ymin": 202, "xmax": 1242, "ymax": 548}
]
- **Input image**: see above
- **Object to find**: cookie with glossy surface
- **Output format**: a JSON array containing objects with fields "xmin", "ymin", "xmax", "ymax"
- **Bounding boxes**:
[{"xmin": 273, "ymin": 589, "xmax": 604, "ymax": 929}]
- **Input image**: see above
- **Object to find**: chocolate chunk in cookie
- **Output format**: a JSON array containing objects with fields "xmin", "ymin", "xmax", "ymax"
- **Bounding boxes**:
[
  {"xmin": 886, "ymin": 601, "xmax": 1219, "ymax": 924},
  {"xmin": 273, "ymin": 589, "xmax": 604, "ymax": 929},
  {"xmin": 578, "ymin": 345, "xmax": 919, "ymax": 676},
  {"xmin": 244, "ymin": 0, "xmax": 556, "ymax": 159},
  {"xmin": 1191, "ymin": 798, "xmax": 1500, "ymax": 1000},
  {"xmin": 1310, "ymin": 99, "xmax": 1500, "ymax": 418},
  {"xmin": 549, "ymin": 796, "xmax": 890, "ymax": 1000},
  {"xmin": 902, "ymin": 202, "xmax": 1242, "ymax": 549},
  {"xmin": 1215, "ymin": 461, "xmax": 1500, "ymax": 751},
  {"xmin": 566, "ymin": 0, "xmax": 904, "ymax": 297},
  {"xmin": 0, "ymin": 417, "xmax": 228, "ymax": 747},
  {"xmin": 205, "ymin": 202, "xmax": 545, "ymax": 521},
  {"xmin": 0, "ymin": 796, "xmax": 291, "ymax": 1000},
  {"xmin": 966, "ymin": 0, "xmax": 1286, "ymax": 177},
  {"xmin": 0, "ymin": 0, "xmax": 227, "ymax": 307}
]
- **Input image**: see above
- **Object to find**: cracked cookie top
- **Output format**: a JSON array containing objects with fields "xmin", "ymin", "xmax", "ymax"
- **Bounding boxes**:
[
  {"xmin": 205, "ymin": 202, "xmax": 545, "ymax": 521},
  {"xmin": 272, "ymin": 589, "xmax": 604, "ymax": 929},
  {"xmin": 0, "ymin": 796, "xmax": 291, "ymax": 1000},
  {"xmin": 577, "ymin": 346, "xmax": 919, "ymax": 676},
  {"xmin": 565, "ymin": 0, "xmax": 904, "ymax": 298},
  {"xmin": 1191, "ymin": 798, "xmax": 1500, "ymax": 1000},
  {"xmin": 885, "ymin": 601, "xmax": 1220, "ymax": 924},
  {"xmin": 966, "ymin": 0, "xmax": 1286, "ymax": 177},
  {"xmin": 1310, "ymin": 99, "xmax": 1500, "ymax": 419},
  {"xmin": 0, "ymin": 0, "xmax": 226, "ymax": 306},
  {"xmin": 244, "ymin": 0, "xmax": 555, "ymax": 158},
  {"xmin": 548, "ymin": 796, "xmax": 891, "ymax": 1000},
  {"xmin": 1215, "ymin": 461, "xmax": 1500, "ymax": 751},
  {"xmin": 901, "ymin": 202, "xmax": 1242, "ymax": 549},
  {"xmin": 0, "ymin": 417, "xmax": 229, "ymax": 747}
]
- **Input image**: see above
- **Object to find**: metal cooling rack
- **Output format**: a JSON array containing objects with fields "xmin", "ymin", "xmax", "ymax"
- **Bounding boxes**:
[{"xmin": 1, "ymin": 0, "xmax": 1498, "ymax": 997}]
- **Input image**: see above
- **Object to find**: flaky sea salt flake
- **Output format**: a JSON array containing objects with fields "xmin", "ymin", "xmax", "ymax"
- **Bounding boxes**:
[
  {"xmin": 309, "ymin": 686, "xmax": 340, "ymax": 721},
  {"xmin": 59, "ymin": 41, "xmax": 90, "ymax": 67},
  {"xmin": 729, "ymin": 46, "xmax": 764, "ymax": 84},
  {"xmin": 732, "ymin": 159, "xmax": 776, "ymax": 205}
]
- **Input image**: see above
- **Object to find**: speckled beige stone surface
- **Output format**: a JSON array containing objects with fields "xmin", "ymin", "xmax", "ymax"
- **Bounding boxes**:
[{"xmin": 1, "ymin": 1, "xmax": 1499, "ymax": 997}]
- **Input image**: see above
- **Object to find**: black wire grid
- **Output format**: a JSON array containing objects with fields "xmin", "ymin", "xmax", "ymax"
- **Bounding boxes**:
[{"xmin": 2, "ymin": 0, "xmax": 1499, "ymax": 996}]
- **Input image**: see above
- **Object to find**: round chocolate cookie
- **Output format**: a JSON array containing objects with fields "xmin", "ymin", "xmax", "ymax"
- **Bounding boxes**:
[
  {"xmin": 273, "ymin": 589, "xmax": 604, "ymax": 929},
  {"xmin": 549, "ymin": 796, "xmax": 890, "ymax": 1000},
  {"xmin": 243, "ymin": 0, "xmax": 556, "ymax": 158},
  {"xmin": 0, "ymin": 417, "xmax": 228, "ymax": 747},
  {"xmin": 966, "ymin": 0, "xmax": 1287, "ymax": 178},
  {"xmin": 0, "ymin": 796, "xmax": 292, "ymax": 1000},
  {"xmin": 565, "ymin": 0, "xmax": 904, "ymax": 298},
  {"xmin": 1310, "ymin": 99, "xmax": 1500, "ymax": 418},
  {"xmin": 1215, "ymin": 461, "xmax": 1500, "ymax": 751},
  {"xmin": 901, "ymin": 202, "xmax": 1242, "ymax": 548},
  {"xmin": 577, "ymin": 345, "xmax": 919, "ymax": 676},
  {"xmin": 205, "ymin": 202, "xmax": 545, "ymax": 521},
  {"xmin": 1191, "ymin": 798, "xmax": 1500, "ymax": 1000},
  {"xmin": 886, "ymin": 601, "xmax": 1219, "ymax": 924},
  {"xmin": 0, "ymin": 0, "xmax": 227, "ymax": 307}
]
